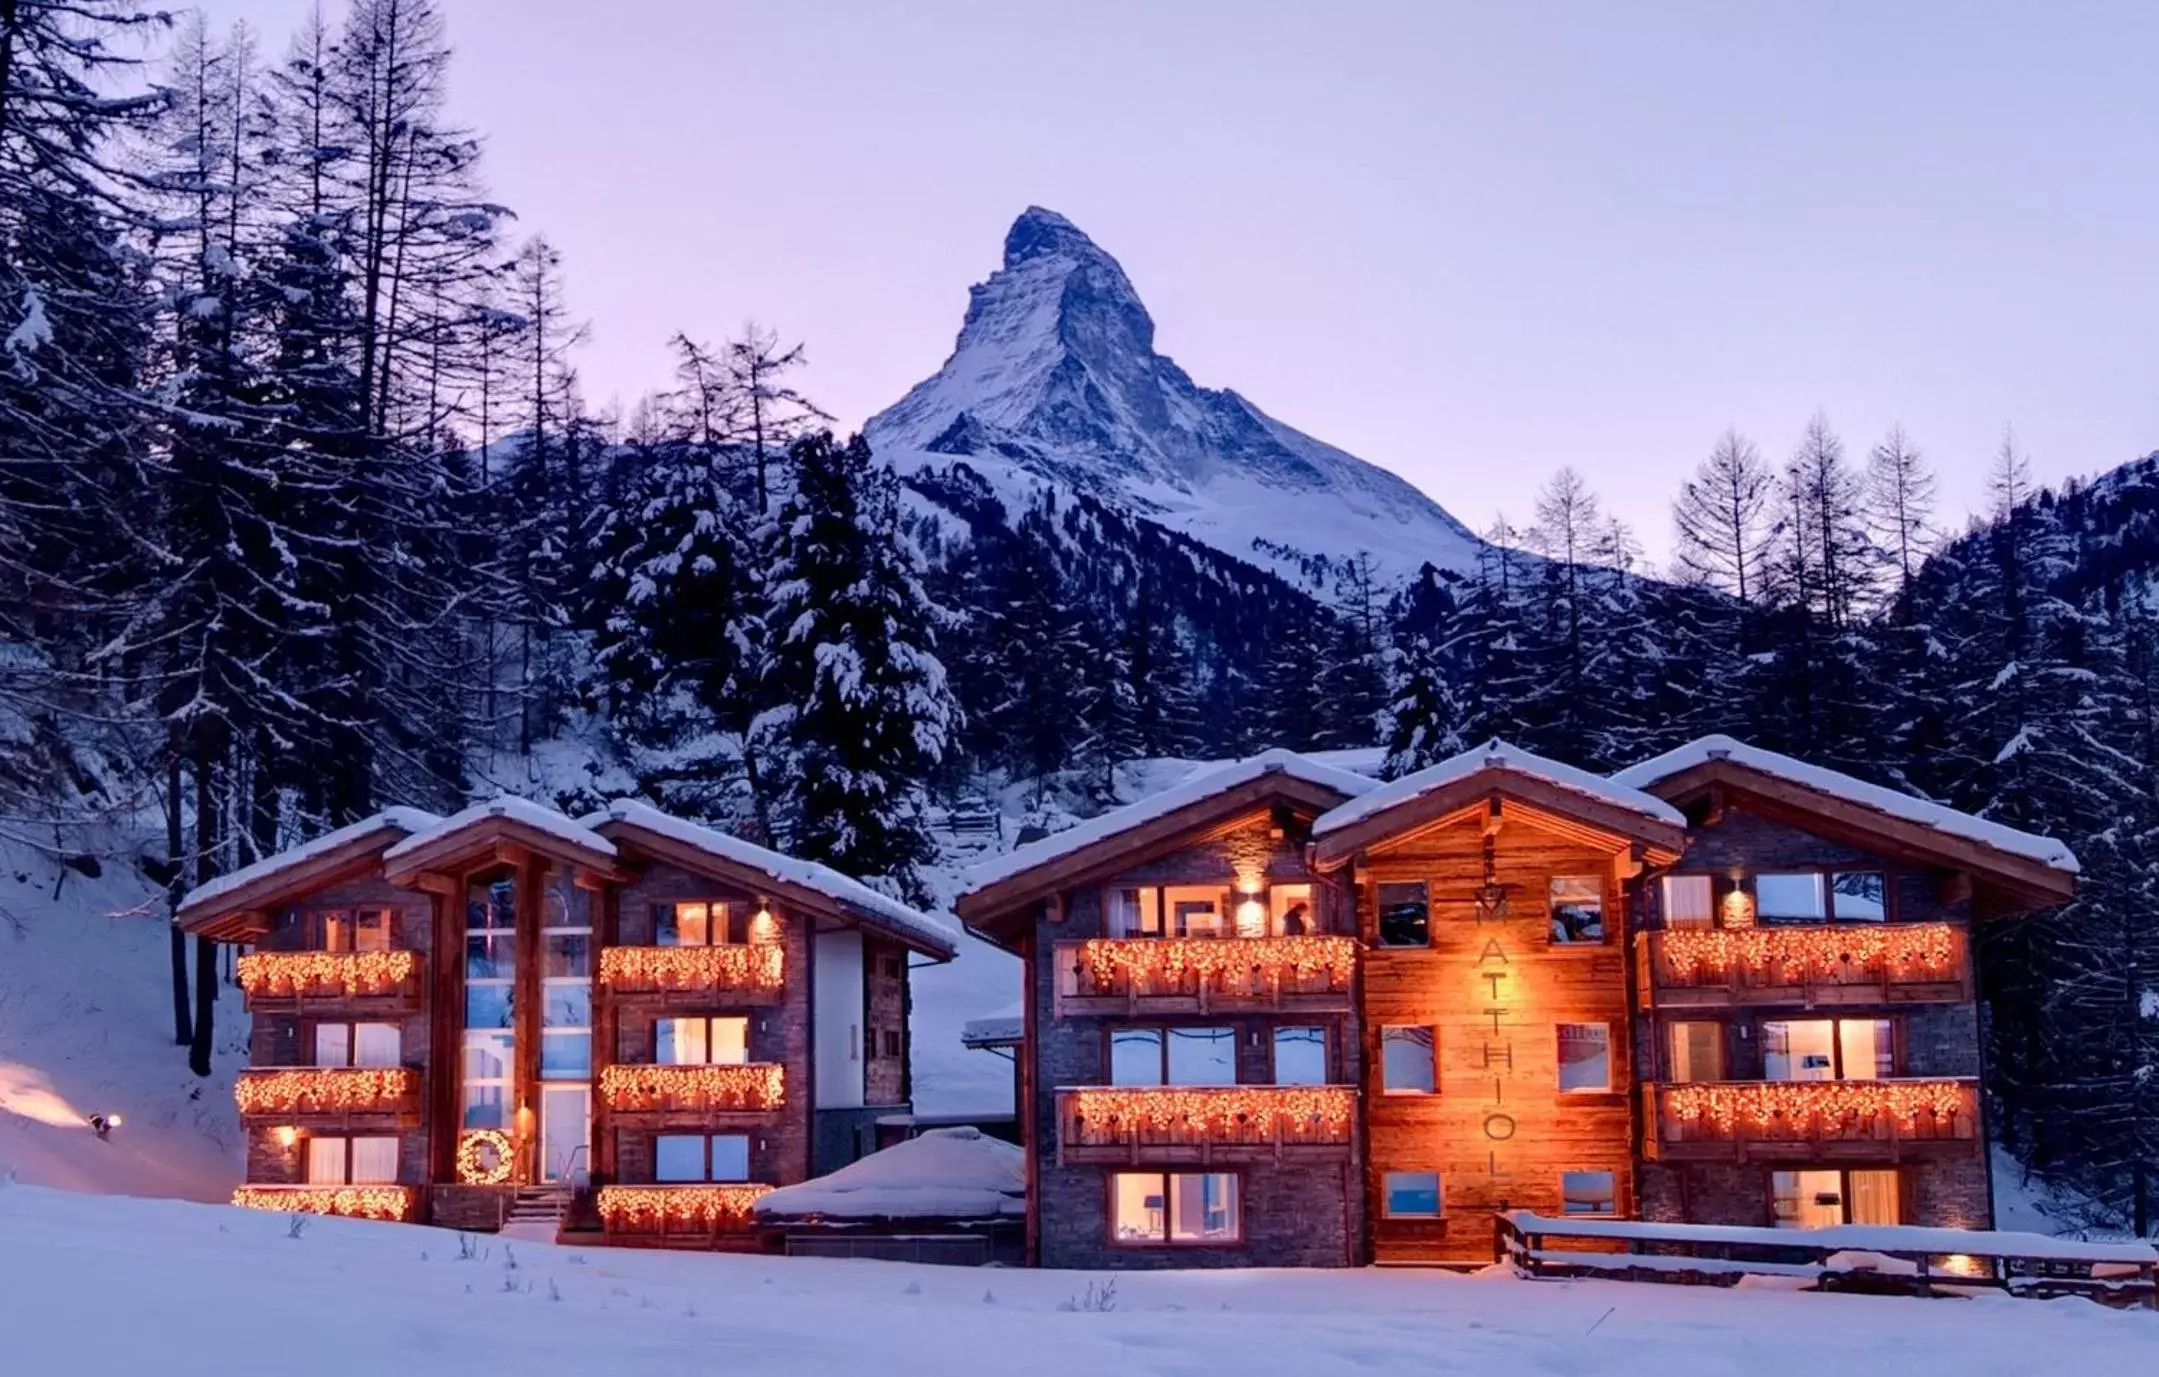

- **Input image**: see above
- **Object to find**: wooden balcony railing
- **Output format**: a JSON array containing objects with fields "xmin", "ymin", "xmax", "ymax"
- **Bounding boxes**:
[
  {"xmin": 1053, "ymin": 936, "xmax": 1357, "ymax": 1016},
  {"xmin": 233, "ymin": 1067, "xmax": 422, "ymax": 1122},
  {"xmin": 236, "ymin": 951, "xmax": 423, "ymax": 1012},
  {"xmin": 1637, "ymin": 925, "xmax": 1969, "ymax": 1009},
  {"xmin": 1644, "ymin": 1078, "xmax": 1979, "ymax": 1162},
  {"xmin": 595, "ymin": 1184, "xmax": 772, "ymax": 1237},
  {"xmin": 1056, "ymin": 1085, "xmax": 1357, "ymax": 1165},
  {"xmin": 231, "ymin": 1184, "xmax": 418, "ymax": 1221},
  {"xmin": 598, "ymin": 1063, "xmax": 786, "ymax": 1117},
  {"xmin": 598, "ymin": 945, "xmax": 786, "ymax": 1002}
]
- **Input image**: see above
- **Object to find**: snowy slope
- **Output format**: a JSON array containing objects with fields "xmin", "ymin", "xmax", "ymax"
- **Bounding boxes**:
[
  {"xmin": 7, "ymin": 1185, "xmax": 2159, "ymax": 1377},
  {"xmin": 869, "ymin": 208, "xmax": 1484, "ymax": 587},
  {"xmin": 0, "ymin": 833, "xmax": 244, "ymax": 1200}
]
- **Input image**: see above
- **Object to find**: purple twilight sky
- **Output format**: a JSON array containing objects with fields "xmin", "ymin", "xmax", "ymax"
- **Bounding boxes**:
[{"xmin": 198, "ymin": 0, "xmax": 2159, "ymax": 564}]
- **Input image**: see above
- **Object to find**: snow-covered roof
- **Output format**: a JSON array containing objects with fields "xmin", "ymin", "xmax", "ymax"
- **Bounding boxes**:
[
  {"xmin": 179, "ymin": 807, "xmax": 440, "ymax": 916},
  {"xmin": 959, "ymin": 749, "xmax": 1379, "ymax": 896},
  {"xmin": 582, "ymin": 799, "xmax": 959, "ymax": 957},
  {"xmin": 961, "ymin": 1002, "xmax": 1023, "ymax": 1048},
  {"xmin": 1313, "ymin": 738, "xmax": 1685, "ymax": 837},
  {"xmin": 380, "ymin": 795, "xmax": 616, "ymax": 863},
  {"xmin": 1611, "ymin": 735, "xmax": 2081, "ymax": 876},
  {"xmin": 753, "ymin": 1126, "xmax": 1024, "ymax": 1221}
]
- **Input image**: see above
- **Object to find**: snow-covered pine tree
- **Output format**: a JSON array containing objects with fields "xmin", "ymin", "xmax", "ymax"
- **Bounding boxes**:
[
  {"xmin": 988, "ymin": 497, "xmax": 1091, "ymax": 802},
  {"xmin": 1315, "ymin": 551, "xmax": 1388, "ymax": 749},
  {"xmin": 759, "ymin": 433, "xmax": 958, "ymax": 895},
  {"xmin": 1380, "ymin": 563, "xmax": 1467, "ymax": 776}
]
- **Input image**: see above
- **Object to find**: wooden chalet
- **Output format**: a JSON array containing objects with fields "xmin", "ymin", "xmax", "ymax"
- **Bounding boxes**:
[
  {"xmin": 181, "ymin": 796, "xmax": 957, "ymax": 1247},
  {"xmin": 956, "ymin": 736, "xmax": 2078, "ymax": 1269}
]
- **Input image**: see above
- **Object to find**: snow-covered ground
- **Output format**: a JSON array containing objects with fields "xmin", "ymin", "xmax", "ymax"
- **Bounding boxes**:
[{"xmin": 3, "ymin": 1183, "xmax": 2155, "ymax": 1376}]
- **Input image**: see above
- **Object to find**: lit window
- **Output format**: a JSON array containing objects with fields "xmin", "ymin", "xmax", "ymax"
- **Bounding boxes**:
[
  {"xmin": 1381, "ymin": 1026, "xmax": 1436, "ymax": 1094},
  {"xmin": 1108, "ymin": 888, "xmax": 1163, "ymax": 938},
  {"xmin": 1831, "ymin": 871, "xmax": 1887, "ymax": 922},
  {"xmin": 1548, "ymin": 876, "xmax": 1605, "ymax": 944},
  {"xmin": 350, "ymin": 1137, "xmax": 399, "ymax": 1184},
  {"xmin": 1273, "ymin": 1027, "xmax": 1328, "ymax": 1085},
  {"xmin": 1561, "ymin": 1170, "xmax": 1617, "ymax": 1215},
  {"xmin": 656, "ymin": 1015, "xmax": 749, "ymax": 1066},
  {"xmin": 1111, "ymin": 1172, "xmax": 1239, "ymax": 1244},
  {"xmin": 1377, "ymin": 882, "xmax": 1429, "ymax": 948},
  {"xmin": 304, "ymin": 1135, "xmax": 398, "ymax": 1185},
  {"xmin": 321, "ymin": 908, "xmax": 394, "ymax": 953},
  {"xmin": 1384, "ymin": 1171, "xmax": 1441, "ymax": 1217},
  {"xmin": 1662, "ymin": 875, "xmax": 1714, "ymax": 930},
  {"xmin": 313, "ymin": 1022, "xmax": 400, "ymax": 1068},
  {"xmin": 541, "ymin": 875, "xmax": 592, "ymax": 1082},
  {"xmin": 1164, "ymin": 886, "xmax": 1229, "ymax": 938},
  {"xmin": 1773, "ymin": 1169, "xmax": 1898, "ymax": 1228},
  {"xmin": 1269, "ymin": 884, "xmax": 1315, "ymax": 936},
  {"xmin": 1667, "ymin": 1021, "xmax": 1724, "ymax": 1083},
  {"xmin": 1556, "ymin": 1023, "xmax": 1611, "ymax": 1093},
  {"xmin": 1755, "ymin": 873, "xmax": 1826, "ymax": 924},
  {"xmin": 1763, "ymin": 1018, "xmax": 1894, "ymax": 1082},
  {"xmin": 305, "ymin": 1136, "xmax": 347, "ymax": 1186}
]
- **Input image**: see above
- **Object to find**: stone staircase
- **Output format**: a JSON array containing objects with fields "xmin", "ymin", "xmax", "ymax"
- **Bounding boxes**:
[{"xmin": 499, "ymin": 1185, "xmax": 570, "ymax": 1243}]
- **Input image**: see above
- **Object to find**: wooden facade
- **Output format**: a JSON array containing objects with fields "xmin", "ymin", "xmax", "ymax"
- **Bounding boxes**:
[
  {"xmin": 182, "ymin": 799, "xmax": 955, "ymax": 1246},
  {"xmin": 957, "ymin": 740, "xmax": 2076, "ymax": 1269}
]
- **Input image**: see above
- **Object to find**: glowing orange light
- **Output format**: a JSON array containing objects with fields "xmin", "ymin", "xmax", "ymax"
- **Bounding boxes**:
[
  {"xmin": 1661, "ymin": 1079, "xmax": 1973, "ymax": 1136},
  {"xmin": 598, "ymin": 1063, "xmax": 786, "ymax": 1113},
  {"xmin": 596, "ymin": 1184, "xmax": 771, "ymax": 1231},
  {"xmin": 237, "ymin": 950, "xmax": 418, "ymax": 1000},
  {"xmin": 234, "ymin": 1068, "xmax": 418, "ymax": 1117},
  {"xmin": 1076, "ymin": 935, "xmax": 1356, "ymax": 994},
  {"xmin": 1062, "ymin": 1085, "xmax": 1356, "ymax": 1150},
  {"xmin": 273, "ymin": 1125, "xmax": 301, "ymax": 1148},
  {"xmin": 455, "ymin": 1129, "xmax": 514, "ymax": 1185},
  {"xmin": 598, "ymin": 944, "xmax": 785, "ymax": 994},
  {"xmin": 1658, "ymin": 925, "xmax": 1959, "ymax": 986},
  {"xmin": 231, "ymin": 1185, "xmax": 415, "ymax": 1221}
]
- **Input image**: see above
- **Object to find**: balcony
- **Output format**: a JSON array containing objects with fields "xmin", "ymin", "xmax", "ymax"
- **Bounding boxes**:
[
  {"xmin": 1643, "ymin": 1078, "xmax": 1980, "ymax": 1162},
  {"xmin": 236, "ymin": 951, "xmax": 423, "ymax": 1013},
  {"xmin": 1056, "ymin": 1085, "xmax": 1358, "ymax": 1166},
  {"xmin": 1636, "ymin": 925, "xmax": 1969, "ymax": 1010},
  {"xmin": 598, "ymin": 944, "xmax": 786, "ymax": 1004},
  {"xmin": 233, "ymin": 1067, "xmax": 422, "ymax": 1125},
  {"xmin": 598, "ymin": 1063, "xmax": 786, "ymax": 1118},
  {"xmin": 230, "ymin": 1184, "xmax": 418, "ymax": 1222},
  {"xmin": 1053, "ymin": 936, "xmax": 1358, "ymax": 1017},
  {"xmin": 595, "ymin": 1184, "xmax": 772, "ymax": 1239}
]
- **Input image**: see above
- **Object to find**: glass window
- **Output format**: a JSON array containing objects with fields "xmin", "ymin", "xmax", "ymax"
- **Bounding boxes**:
[
  {"xmin": 1273, "ymin": 1027, "xmax": 1328, "ymax": 1085},
  {"xmin": 1839, "ymin": 1018, "xmax": 1894, "ymax": 1080},
  {"xmin": 1667, "ymin": 1021, "xmax": 1724, "ymax": 1083},
  {"xmin": 352, "ymin": 1023, "xmax": 401, "ymax": 1067},
  {"xmin": 469, "ymin": 877, "xmax": 516, "ymax": 930},
  {"xmin": 460, "ymin": 1030, "xmax": 513, "ymax": 1130},
  {"xmin": 1846, "ymin": 1169, "xmax": 1901, "ymax": 1225},
  {"xmin": 1377, "ymin": 882, "xmax": 1429, "ymax": 947},
  {"xmin": 540, "ymin": 1033, "xmax": 592, "ymax": 1077},
  {"xmin": 1662, "ymin": 875, "xmax": 1714, "ymax": 930},
  {"xmin": 656, "ymin": 1016, "xmax": 748, "ymax": 1066},
  {"xmin": 541, "ymin": 873, "xmax": 591, "ymax": 1084},
  {"xmin": 658, "ymin": 901, "xmax": 745, "ymax": 946},
  {"xmin": 1562, "ymin": 1170, "xmax": 1617, "ymax": 1216},
  {"xmin": 1111, "ymin": 1172, "xmax": 1167, "ymax": 1242},
  {"xmin": 654, "ymin": 1134, "xmax": 706, "ymax": 1183},
  {"xmin": 305, "ymin": 1137, "xmax": 348, "ymax": 1186},
  {"xmin": 1108, "ymin": 888, "xmax": 1162, "ymax": 938},
  {"xmin": 1168, "ymin": 1172, "xmax": 1239, "ymax": 1242},
  {"xmin": 1764, "ymin": 1018, "xmax": 1892, "ymax": 1081},
  {"xmin": 1556, "ymin": 1023, "xmax": 1612, "ymax": 1093},
  {"xmin": 1269, "ymin": 884, "xmax": 1315, "ymax": 936},
  {"xmin": 1167, "ymin": 1028, "xmax": 1237, "ymax": 1086},
  {"xmin": 1384, "ymin": 1171, "xmax": 1441, "ymax": 1217},
  {"xmin": 349, "ymin": 1137, "xmax": 399, "ymax": 1184},
  {"xmin": 544, "ymin": 931, "xmax": 592, "ymax": 978},
  {"xmin": 319, "ymin": 910, "xmax": 352, "ymax": 952},
  {"xmin": 543, "ymin": 983, "xmax": 591, "ymax": 1029},
  {"xmin": 464, "ymin": 981, "xmax": 513, "ymax": 1029},
  {"xmin": 1110, "ymin": 1028, "xmax": 1165, "ymax": 1086},
  {"xmin": 1381, "ymin": 1026, "xmax": 1436, "ymax": 1094},
  {"xmin": 1164, "ymin": 886, "xmax": 1228, "ymax": 938},
  {"xmin": 354, "ymin": 908, "xmax": 391, "ymax": 952},
  {"xmin": 710, "ymin": 1134, "xmax": 751, "ymax": 1182},
  {"xmin": 1773, "ymin": 1169, "xmax": 1847, "ymax": 1229},
  {"xmin": 313, "ymin": 1022, "xmax": 351, "ymax": 1068},
  {"xmin": 1548, "ymin": 876, "xmax": 1605, "ymax": 944},
  {"xmin": 1755, "ymin": 873, "xmax": 1826, "ymax": 924},
  {"xmin": 1831, "ymin": 871, "xmax": 1887, "ymax": 922}
]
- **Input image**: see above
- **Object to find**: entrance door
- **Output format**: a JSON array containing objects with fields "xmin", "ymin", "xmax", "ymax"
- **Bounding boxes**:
[{"xmin": 539, "ymin": 1085, "xmax": 590, "ymax": 1185}]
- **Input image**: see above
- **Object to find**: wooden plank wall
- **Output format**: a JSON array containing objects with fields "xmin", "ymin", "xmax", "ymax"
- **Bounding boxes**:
[{"xmin": 1361, "ymin": 812, "xmax": 1636, "ymax": 1264}]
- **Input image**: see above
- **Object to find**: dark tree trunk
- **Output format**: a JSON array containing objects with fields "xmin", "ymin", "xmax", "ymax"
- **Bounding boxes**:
[
  {"xmin": 188, "ymin": 750, "xmax": 219, "ymax": 1077},
  {"xmin": 167, "ymin": 746, "xmax": 191, "ymax": 1045}
]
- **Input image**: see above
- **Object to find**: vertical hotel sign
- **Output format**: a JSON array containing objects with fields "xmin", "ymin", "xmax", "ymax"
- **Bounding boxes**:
[{"xmin": 1473, "ymin": 878, "xmax": 1516, "ymax": 1188}]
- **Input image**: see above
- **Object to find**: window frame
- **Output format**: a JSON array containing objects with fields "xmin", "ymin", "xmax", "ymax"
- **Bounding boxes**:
[
  {"xmin": 1381, "ymin": 1170, "xmax": 1444, "ymax": 1219},
  {"xmin": 1555, "ymin": 1021, "xmax": 1614, "ymax": 1095},
  {"xmin": 1664, "ymin": 1018, "xmax": 1726, "ymax": 1083},
  {"xmin": 313, "ymin": 906, "xmax": 395, "ymax": 953},
  {"xmin": 1546, "ymin": 874, "xmax": 1608, "ymax": 947},
  {"xmin": 1769, "ymin": 1166, "xmax": 1903, "ymax": 1228},
  {"xmin": 1375, "ymin": 880, "xmax": 1431, "ymax": 949},
  {"xmin": 1104, "ymin": 1024, "xmax": 1240, "ymax": 1087},
  {"xmin": 1271, "ymin": 1025, "xmax": 1330, "ymax": 1086},
  {"xmin": 653, "ymin": 1014, "xmax": 752, "ymax": 1066},
  {"xmin": 1759, "ymin": 1015, "xmax": 1899, "ymax": 1082},
  {"xmin": 1660, "ymin": 874, "xmax": 1717, "ymax": 930},
  {"xmin": 1560, "ymin": 1169, "xmax": 1620, "ymax": 1217},
  {"xmin": 652, "ymin": 1132, "xmax": 754, "ymax": 1184},
  {"xmin": 1379, "ymin": 1024, "xmax": 1439, "ymax": 1095},
  {"xmin": 308, "ymin": 1020, "xmax": 403, "ymax": 1069},
  {"xmin": 1749, "ymin": 867, "xmax": 1897, "ymax": 926},
  {"xmin": 303, "ymin": 1133, "xmax": 401, "ymax": 1186},
  {"xmin": 1106, "ymin": 1170, "xmax": 1244, "ymax": 1248},
  {"xmin": 655, "ymin": 900, "xmax": 748, "ymax": 947}
]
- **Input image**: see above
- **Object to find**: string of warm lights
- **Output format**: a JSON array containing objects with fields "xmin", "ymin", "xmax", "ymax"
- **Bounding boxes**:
[
  {"xmin": 598, "ymin": 944, "xmax": 786, "ymax": 994},
  {"xmin": 1657, "ymin": 924, "xmax": 1961, "ymax": 985},
  {"xmin": 234, "ymin": 1067, "xmax": 419, "ymax": 1116},
  {"xmin": 1062, "ymin": 1085, "xmax": 1356, "ymax": 1147},
  {"xmin": 1075, "ymin": 936, "xmax": 1357, "ymax": 995},
  {"xmin": 596, "ymin": 1184, "xmax": 772, "ymax": 1230},
  {"xmin": 236, "ymin": 950, "xmax": 419, "ymax": 1000},
  {"xmin": 1661, "ymin": 1079, "xmax": 1975, "ymax": 1137},
  {"xmin": 231, "ymin": 1185, "xmax": 416, "ymax": 1221},
  {"xmin": 455, "ymin": 1129, "xmax": 515, "ymax": 1185},
  {"xmin": 598, "ymin": 1063, "xmax": 786, "ymax": 1113}
]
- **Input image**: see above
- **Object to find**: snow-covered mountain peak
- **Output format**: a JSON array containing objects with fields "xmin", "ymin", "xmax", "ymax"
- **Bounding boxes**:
[{"xmin": 871, "ymin": 208, "xmax": 1483, "ymax": 587}]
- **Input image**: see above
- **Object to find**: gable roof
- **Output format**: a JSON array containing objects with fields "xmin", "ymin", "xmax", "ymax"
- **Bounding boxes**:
[
  {"xmin": 1311, "ymin": 738, "xmax": 1686, "ymax": 867},
  {"xmin": 377, "ymin": 795, "xmax": 622, "ymax": 884},
  {"xmin": 955, "ymin": 749, "xmax": 1378, "ymax": 938},
  {"xmin": 176, "ymin": 808, "xmax": 441, "ymax": 938},
  {"xmin": 582, "ymin": 799, "xmax": 958, "ymax": 960},
  {"xmin": 1614, "ymin": 738, "xmax": 2081, "ymax": 880}
]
